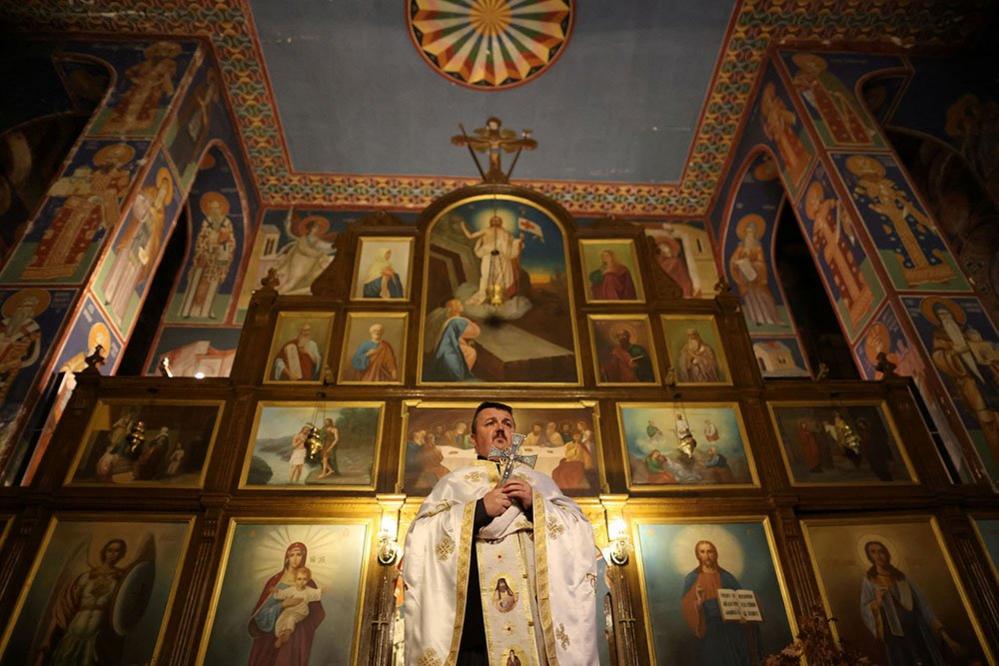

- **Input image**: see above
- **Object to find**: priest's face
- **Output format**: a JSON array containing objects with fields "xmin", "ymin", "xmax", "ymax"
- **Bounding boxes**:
[{"xmin": 472, "ymin": 407, "xmax": 516, "ymax": 456}]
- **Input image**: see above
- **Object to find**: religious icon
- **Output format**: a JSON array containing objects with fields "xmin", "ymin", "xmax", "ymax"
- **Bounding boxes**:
[
  {"xmin": 801, "ymin": 175, "xmax": 877, "ymax": 333},
  {"xmin": 760, "ymin": 81, "xmax": 811, "ymax": 187},
  {"xmin": 769, "ymin": 401, "xmax": 916, "ymax": 485},
  {"xmin": 338, "ymin": 312, "xmax": 406, "ymax": 385},
  {"xmin": 789, "ymin": 52, "xmax": 880, "ymax": 146},
  {"xmin": 802, "ymin": 516, "xmax": 990, "ymax": 665},
  {"xmin": 197, "ymin": 520, "xmax": 371, "ymax": 665},
  {"xmin": 148, "ymin": 325, "xmax": 240, "ymax": 378},
  {"xmin": 907, "ymin": 296, "xmax": 999, "ymax": 476},
  {"xmin": 752, "ymin": 338, "xmax": 810, "ymax": 378},
  {"xmin": 0, "ymin": 288, "xmax": 49, "ymax": 406},
  {"xmin": 617, "ymin": 403, "xmax": 757, "ymax": 489},
  {"xmin": 95, "ymin": 41, "xmax": 183, "ymax": 135},
  {"xmin": 643, "ymin": 222, "xmax": 717, "ymax": 298},
  {"xmin": 99, "ymin": 166, "xmax": 175, "ymax": 327},
  {"xmin": 728, "ymin": 214, "xmax": 782, "ymax": 327},
  {"xmin": 633, "ymin": 518, "xmax": 795, "ymax": 665},
  {"xmin": 242, "ymin": 402, "xmax": 383, "ymax": 489},
  {"xmin": 271, "ymin": 213, "xmax": 337, "ymax": 294},
  {"xmin": 579, "ymin": 239, "xmax": 645, "ymax": 303},
  {"xmin": 264, "ymin": 312, "xmax": 334, "ymax": 384},
  {"xmin": 177, "ymin": 191, "xmax": 236, "ymax": 319},
  {"xmin": 661, "ymin": 315, "xmax": 732, "ymax": 385},
  {"xmin": 65, "ymin": 400, "xmax": 222, "ymax": 487},
  {"xmin": 842, "ymin": 154, "xmax": 961, "ymax": 289},
  {"xmin": 492, "ymin": 577, "xmax": 519, "ymax": 613},
  {"xmin": 400, "ymin": 402, "xmax": 601, "ymax": 495},
  {"xmin": 420, "ymin": 195, "xmax": 580, "ymax": 384},
  {"xmin": 351, "ymin": 237, "xmax": 413, "ymax": 301},
  {"xmin": 589, "ymin": 315, "xmax": 660, "ymax": 385},
  {"xmin": 18, "ymin": 142, "xmax": 135, "ymax": 281},
  {"xmin": 0, "ymin": 515, "xmax": 192, "ymax": 665}
]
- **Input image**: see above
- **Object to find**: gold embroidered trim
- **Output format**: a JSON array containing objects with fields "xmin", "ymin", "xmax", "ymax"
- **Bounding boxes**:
[
  {"xmin": 556, "ymin": 622, "xmax": 570, "ymax": 650},
  {"xmin": 418, "ymin": 647, "xmax": 442, "ymax": 666},
  {"xmin": 445, "ymin": 502, "xmax": 476, "ymax": 666},
  {"xmin": 418, "ymin": 500, "xmax": 455, "ymax": 521},
  {"xmin": 546, "ymin": 516, "xmax": 564, "ymax": 539},
  {"xmin": 436, "ymin": 533, "xmax": 455, "ymax": 561},
  {"xmin": 533, "ymin": 492, "xmax": 559, "ymax": 664},
  {"xmin": 464, "ymin": 470, "xmax": 485, "ymax": 483}
]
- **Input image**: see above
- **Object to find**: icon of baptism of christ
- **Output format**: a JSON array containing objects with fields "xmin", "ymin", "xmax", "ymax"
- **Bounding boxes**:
[{"xmin": 421, "ymin": 196, "xmax": 580, "ymax": 384}]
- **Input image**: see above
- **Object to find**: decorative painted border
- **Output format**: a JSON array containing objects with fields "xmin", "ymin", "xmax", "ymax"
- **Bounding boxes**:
[{"xmin": 0, "ymin": 0, "xmax": 984, "ymax": 214}]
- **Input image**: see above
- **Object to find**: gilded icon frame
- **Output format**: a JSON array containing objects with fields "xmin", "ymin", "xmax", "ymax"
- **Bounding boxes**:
[
  {"xmin": 630, "ymin": 514, "xmax": 798, "ymax": 665},
  {"xmin": 396, "ymin": 399, "xmax": 608, "ymax": 496},
  {"xmin": 350, "ymin": 235, "xmax": 415, "ymax": 302},
  {"xmin": 578, "ymin": 238, "xmax": 646, "ymax": 304},
  {"xmin": 63, "ymin": 398, "xmax": 225, "ymax": 489},
  {"xmin": 800, "ymin": 513, "xmax": 993, "ymax": 663},
  {"xmin": 588, "ymin": 314, "xmax": 662, "ymax": 386},
  {"xmin": 194, "ymin": 514, "xmax": 376, "ymax": 666},
  {"xmin": 660, "ymin": 313, "xmax": 733, "ymax": 386},
  {"xmin": 239, "ymin": 400, "xmax": 385, "ymax": 491},
  {"xmin": 417, "ymin": 193, "xmax": 583, "ymax": 387},
  {"xmin": 766, "ymin": 399, "xmax": 919, "ymax": 487},
  {"xmin": 337, "ymin": 311, "xmax": 408, "ymax": 385},
  {"xmin": 263, "ymin": 310, "xmax": 335, "ymax": 385},
  {"xmin": 0, "ymin": 512, "xmax": 195, "ymax": 664},
  {"xmin": 616, "ymin": 401, "xmax": 760, "ymax": 491}
]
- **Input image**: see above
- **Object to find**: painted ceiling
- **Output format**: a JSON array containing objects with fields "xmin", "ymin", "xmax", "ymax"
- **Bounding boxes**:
[
  {"xmin": 0, "ymin": 0, "xmax": 988, "ymax": 215},
  {"xmin": 249, "ymin": 0, "xmax": 733, "ymax": 185}
]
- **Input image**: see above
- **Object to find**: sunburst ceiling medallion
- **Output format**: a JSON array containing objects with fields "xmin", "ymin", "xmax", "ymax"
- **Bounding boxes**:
[{"xmin": 407, "ymin": 0, "xmax": 574, "ymax": 91}]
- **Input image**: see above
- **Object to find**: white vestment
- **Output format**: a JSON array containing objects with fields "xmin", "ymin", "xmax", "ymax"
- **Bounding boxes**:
[{"xmin": 402, "ymin": 460, "xmax": 598, "ymax": 665}]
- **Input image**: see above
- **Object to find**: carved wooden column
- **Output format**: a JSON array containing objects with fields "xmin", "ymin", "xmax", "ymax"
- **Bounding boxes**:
[{"xmin": 164, "ymin": 502, "xmax": 228, "ymax": 666}]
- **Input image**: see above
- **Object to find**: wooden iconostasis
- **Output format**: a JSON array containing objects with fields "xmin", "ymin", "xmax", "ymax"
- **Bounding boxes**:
[{"xmin": 0, "ymin": 183, "xmax": 998, "ymax": 665}]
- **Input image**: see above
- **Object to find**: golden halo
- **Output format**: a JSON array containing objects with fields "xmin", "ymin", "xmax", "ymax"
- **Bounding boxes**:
[
  {"xmin": 791, "ymin": 52, "xmax": 828, "ymax": 74},
  {"xmin": 863, "ymin": 322, "xmax": 891, "ymax": 364},
  {"xmin": 944, "ymin": 94, "xmax": 980, "ymax": 138},
  {"xmin": 145, "ymin": 41, "xmax": 182, "ymax": 59},
  {"xmin": 804, "ymin": 180, "xmax": 825, "ymax": 220},
  {"xmin": 752, "ymin": 156, "xmax": 779, "ymax": 182},
  {"xmin": 88, "ymin": 322, "xmax": 111, "ymax": 352},
  {"xmin": 291, "ymin": 214, "xmax": 334, "ymax": 240},
  {"xmin": 855, "ymin": 532, "xmax": 906, "ymax": 572},
  {"xmin": 609, "ymin": 322, "xmax": 640, "ymax": 342},
  {"xmin": 845, "ymin": 154, "xmax": 886, "ymax": 180},
  {"xmin": 1, "ymin": 288, "xmax": 51, "ymax": 318},
  {"xmin": 920, "ymin": 296, "xmax": 966, "ymax": 327},
  {"xmin": 154, "ymin": 168, "xmax": 173, "ymax": 202},
  {"xmin": 93, "ymin": 143, "xmax": 135, "ymax": 167},
  {"xmin": 735, "ymin": 214, "xmax": 766, "ymax": 240},
  {"xmin": 199, "ymin": 191, "xmax": 230, "ymax": 217}
]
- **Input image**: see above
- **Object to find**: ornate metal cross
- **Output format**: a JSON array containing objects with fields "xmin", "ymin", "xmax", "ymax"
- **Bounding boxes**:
[{"xmin": 488, "ymin": 432, "xmax": 538, "ymax": 483}]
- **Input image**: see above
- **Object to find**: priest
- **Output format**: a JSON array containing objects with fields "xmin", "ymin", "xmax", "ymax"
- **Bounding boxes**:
[{"xmin": 402, "ymin": 401, "xmax": 599, "ymax": 665}]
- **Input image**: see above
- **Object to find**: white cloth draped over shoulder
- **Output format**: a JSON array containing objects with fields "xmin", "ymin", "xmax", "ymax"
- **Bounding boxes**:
[{"xmin": 402, "ymin": 460, "xmax": 599, "ymax": 666}]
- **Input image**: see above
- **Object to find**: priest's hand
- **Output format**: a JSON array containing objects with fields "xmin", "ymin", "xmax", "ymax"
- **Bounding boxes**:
[
  {"xmin": 502, "ymin": 479, "xmax": 533, "ymax": 511},
  {"xmin": 483, "ymin": 486, "xmax": 513, "ymax": 517}
]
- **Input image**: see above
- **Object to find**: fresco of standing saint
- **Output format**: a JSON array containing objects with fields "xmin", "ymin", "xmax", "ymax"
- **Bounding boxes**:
[{"xmin": 421, "ymin": 195, "xmax": 580, "ymax": 384}]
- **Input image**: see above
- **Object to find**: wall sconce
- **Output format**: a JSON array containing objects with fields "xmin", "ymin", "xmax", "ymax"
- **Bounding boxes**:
[
  {"xmin": 377, "ymin": 510, "xmax": 402, "ymax": 566},
  {"xmin": 604, "ymin": 517, "xmax": 629, "ymax": 566}
]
